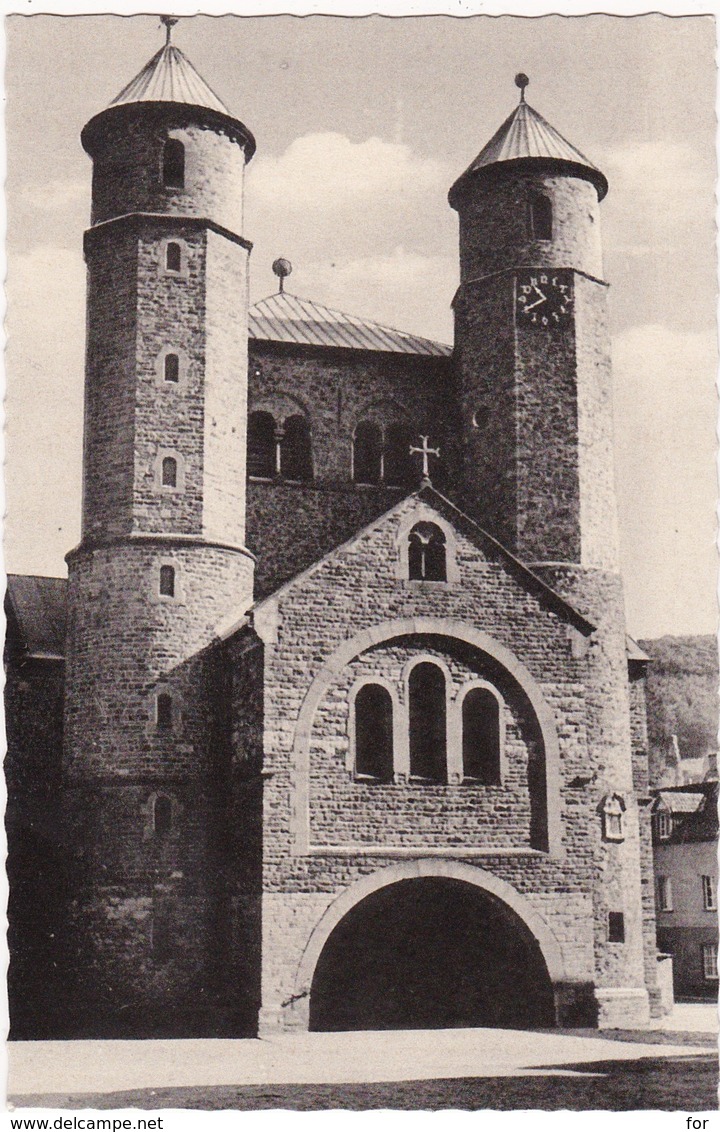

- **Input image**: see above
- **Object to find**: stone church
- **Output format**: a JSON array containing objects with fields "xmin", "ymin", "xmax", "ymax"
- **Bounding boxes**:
[{"xmin": 6, "ymin": 28, "xmax": 662, "ymax": 1039}]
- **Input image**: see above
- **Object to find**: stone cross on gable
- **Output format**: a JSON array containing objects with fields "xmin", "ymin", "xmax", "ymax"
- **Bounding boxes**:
[{"xmin": 409, "ymin": 435, "xmax": 440, "ymax": 481}]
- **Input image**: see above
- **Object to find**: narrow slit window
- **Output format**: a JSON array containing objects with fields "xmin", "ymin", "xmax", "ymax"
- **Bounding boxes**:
[
  {"xmin": 657, "ymin": 876, "xmax": 673, "ymax": 912},
  {"xmin": 163, "ymin": 139, "xmax": 185, "ymax": 189},
  {"xmin": 462, "ymin": 687, "xmax": 501, "ymax": 783},
  {"xmin": 161, "ymin": 456, "xmax": 178, "ymax": 488},
  {"xmin": 608, "ymin": 912, "xmax": 625, "ymax": 943},
  {"xmin": 164, "ymin": 354, "xmax": 179, "ymax": 383},
  {"xmin": 166, "ymin": 242, "xmax": 182, "ymax": 273},
  {"xmin": 153, "ymin": 794, "xmax": 173, "ymax": 836},
  {"xmin": 702, "ymin": 875, "xmax": 717, "ymax": 912},
  {"xmin": 530, "ymin": 193, "xmax": 552, "ymax": 241},
  {"xmin": 152, "ymin": 900, "xmax": 172, "ymax": 962},
  {"xmin": 354, "ymin": 684, "xmax": 393, "ymax": 782},
  {"xmin": 156, "ymin": 692, "xmax": 173, "ymax": 731},
  {"xmin": 409, "ymin": 662, "xmax": 447, "ymax": 782},
  {"xmin": 159, "ymin": 565, "xmax": 175, "ymax": 597}
]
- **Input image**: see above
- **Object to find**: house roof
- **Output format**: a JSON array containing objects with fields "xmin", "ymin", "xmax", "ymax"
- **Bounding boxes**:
[
  {"xmin": 6, "ymin": 574, "xmax": 67, "ymax": 660},
  {"xmin": 449, "ymin": 95, "xmax": 608, "ymax": 204},
  {"xmin": 109, "ymin": 42, "xmax": 230, "ymax": 116},
  {"xmin": 655, "ymin": 791, "xmax": 706, "ymax": 815},
  {"xmin": 239, "ymin": 482, "xmax": 596, "ymax": 639},
  {"xmin": 249, "ymin": 291, "xmax": 452, "ymax": 357},
  {"xmin": 652, "ymin": 782, "xmax": 719, "ymax": 844}
]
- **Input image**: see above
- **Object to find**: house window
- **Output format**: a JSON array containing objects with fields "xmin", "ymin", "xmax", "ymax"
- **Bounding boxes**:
[
  {"xmin": 702, "ymin": 944, "xmax": 718, "ymax": 980},
  {"xmin": 164, "ymin": 353, "xmax": 180, "ymax": 384},
  {"xmin": 462, "ymin": 687, "xmax": 501, "ymax": 783},
  {"xmin": 166, "ymin": 242, "xmax": 182, "ymax": 273},
  {"xmin": 529, "ymin": 193, "xmax": 552, "ymax": 241},
  {"xmin": 163, "ymin": 138, "xmax": 185, "ymax": 189},
  {"xmin": 409, "ymin": 662, "xmax": 447, "ymax": 782},
  {"xmin": 656, "ymin": 811, "xmax": 672, "ymax": 841},
  {"xmin": 657, "ymin": 876, "xmax": 673, "ymax": 912},
  {"xmin": 161, "ymin": 456, "xmax": 178, "ymax": 488},
  {"xmin": 408, "ymin": 522, "xmax": 446, "ymax": 582},
  {"xmin": 353, "ymin": 421, "xmax": 383, "ymax": 485},
  {"xmin": 153, "ymin": 795, "xmax": 173, "ymax": 836},
  {"xmin": 159, "ymin": 564, "xmax": 175, "ymax": 597},
  {"xmin": 384, "ymin": 423, "xmax": 414, "ymax": 488},
  {"xmin": 702, "ymin": 875, "xmax": 717, "ymax": 912},
  {"xmin": 156, "ymin": 692, "xmax": 173, "ymax": 732},
  {"xmin": 280, "ymin": 415, "xmax": 313, "ymax": 482},
  {"xmin": 248, "ymin": 411, "xmax": 277, "ymax": 479},
  {"xmin": 601, "ymin": 794, "xmax": 626, "ymax": 842},
  {"xmin": 608, "ymin": 912, "xmax": 625, "ymax": 943},
  {"xmin": 354, "ymin": 684, "xmax": 393, "ymax": 782}
]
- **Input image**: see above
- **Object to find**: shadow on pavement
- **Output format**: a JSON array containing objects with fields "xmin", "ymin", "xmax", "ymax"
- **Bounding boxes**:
[{"xmin": 11, "ymin": 1053, "xmax": 718, "ymax": 1111}]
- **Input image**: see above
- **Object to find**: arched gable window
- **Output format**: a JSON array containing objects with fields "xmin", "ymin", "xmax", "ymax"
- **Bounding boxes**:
[
  {"xmin": 281, "ymin": 415, "xmax": 313, "ymax": 482},
  {"xmin": 408, "ymin": 522, "xmax": 446, "ymax": 581},
  {"xmin": 462, "ymin": 687, "xmax": 501, "ymax": 783},
  {"xmin": 248, "ymin": 411, "xmax": 277, "ymax": 479},
  {"xmin": 161, "ymin": 456, "xmax": 178, "ymax": 487},
  {"xmin": 163, "ymin": 139, "xmax": 185, "ymax": 189},
  {"xmin": 159, "ymin": 564, "xmax": 175, "ymax": 597},
  {"xmin": 164, "ymin": 353, "xmax": 179, "ymax": 383},
  {"xmin": 530, "ymin": 193, "xmax": 552, "ymax": 241},
  {"xmin": 384, "ymin": 422, "xmax": 414, "ymax": 487},
  {"xmin": 353, "ymin": 422, "xmax": 382, "ymax": 485},
  {"xmin": 166, "ymin": 242, "xmax": 182, "ymax": 273},
  {"xmin": 354, "ymin": 684, "xmax": 393, "ymax": 782},
  {"xmin": 156, "ymin": 692, "xmax": 173, "ymax": 732},
  {"xmin": 409, "ymin": 662, "xmax": 447, "ymax": 782},
  {"xmin": 153, "ymin": 795, "xmax": 172, "ymax": 836}
]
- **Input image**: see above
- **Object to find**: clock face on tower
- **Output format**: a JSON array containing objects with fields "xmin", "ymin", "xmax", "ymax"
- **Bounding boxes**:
[{"xmin": 516, "ymin": 271, "xmax": 573, "ymax": 327}]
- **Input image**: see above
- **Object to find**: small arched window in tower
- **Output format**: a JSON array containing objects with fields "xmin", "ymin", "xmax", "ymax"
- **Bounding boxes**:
[
  {"xmin": 354, "ymin": 684, "xmax": 394, "ymax": 782},
  {"xmin": 408, "ymin": 522, "xmax": 446, "ymax": 582},
  {"xmin": 248, "ymin": 411, "xmax": 277, "ymax": 479},
  {"xmin": 462, "ymin": 687, "xmax": 501, "ymax": 783},
  {"xmin": 161, "ymin": 456, "xmax": 178, "ymax": 488},
  {"xmin": 163, "ymin": 138, "xmax": 185, "ymax": 189},
  {"xmin": 409, "ymin": 662, "xmax": 447, "ymax": 782},
  {"xmin": 153, "ymin": 794, "xmax": 173, "ymax": 836},
  {"xmin": 166, "ymin": 242, "xmax": 182, "ymax": 273},
  {"xmin": 164, "ymin": 353, "xmax": 180, "ymax": 384},
  {"xmin": 353, "ymin": 422, "xmax": 382, "ymax": 485},
  {"xmin": 280, "ymin": 415, "xmax": 313, "ymax": 482},
  {"xmin": 159, "ymin": 564, "xmax": 175, "ymax": 598},
  {"xmin": 156, "ymin": 692, "xmax": 173, "ymax": 732},
  {"xmin": 530, "ymin": 193, "xmax": 553, "ymax": 242},
  {"xmin": 384, "ymin": 423, "xmax": 414, "ymax": 487}
]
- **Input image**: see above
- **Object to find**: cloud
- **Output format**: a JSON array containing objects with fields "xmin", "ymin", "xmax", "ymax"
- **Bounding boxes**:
[
  {"xmin": 612, "ymin": 323, "xmax": 717, "ymax": 637},
  {"xmin": 248, "ymin": 132, "xmax": 450, "ymax": 213}
]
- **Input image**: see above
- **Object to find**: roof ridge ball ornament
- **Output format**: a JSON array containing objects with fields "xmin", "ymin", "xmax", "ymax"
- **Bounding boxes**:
[
  {"xmin": 515, "ymin": 72, "xmax": 530, "ymax": 102},
  {"xmin": 272, "ymin": 257, "xmax": 292, "ymax": 294},
  {"xmin": 160, "ymin": 15, "xmax": 179, "ymax": 46}
]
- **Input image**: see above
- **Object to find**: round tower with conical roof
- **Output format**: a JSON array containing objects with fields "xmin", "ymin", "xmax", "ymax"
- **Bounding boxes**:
[
  {"xmin": 62, "ymin": 24, "xmax": 256, "ymax": 1035},
  {"xmin": 450, "ymin": 81, "xmax": 656, "ymax": 1026}
]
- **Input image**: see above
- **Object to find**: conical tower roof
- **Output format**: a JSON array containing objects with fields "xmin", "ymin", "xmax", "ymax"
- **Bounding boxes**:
[
  {"xmin": 449, "ymin": 83, "xmax": 607, "ymax": 205},
  {"xmin": 109, "ymin": 42, "xmax": 230, "ymax": 116}
]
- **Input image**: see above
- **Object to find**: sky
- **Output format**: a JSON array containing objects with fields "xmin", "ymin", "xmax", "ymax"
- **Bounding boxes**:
[{"xmin": 4, "ymin": 11, "xmax": 717, "ymax": 639}]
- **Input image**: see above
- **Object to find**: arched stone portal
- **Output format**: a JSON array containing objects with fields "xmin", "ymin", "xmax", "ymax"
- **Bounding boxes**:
[{"xmin": 288, "ymin": 860, "xmax": 567, "ymax": 1033}]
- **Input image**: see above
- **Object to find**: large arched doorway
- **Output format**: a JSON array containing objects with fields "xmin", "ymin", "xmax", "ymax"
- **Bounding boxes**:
[{"xmin": 309, "ymin": 877, "xmax": 555, "ymax": 1031}]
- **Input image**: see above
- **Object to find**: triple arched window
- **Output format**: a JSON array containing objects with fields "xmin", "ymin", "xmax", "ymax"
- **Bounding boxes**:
[
  {"xmin": 352, "ymin": 667, "xmax": 502, "ymax": 785},
  {"xmin": 248, "ymin": 410, "xmax": 313, "ymax": 482},
  {"xmin": 353, "ymin": 421, "xmax": 414, "ymax": 487}
]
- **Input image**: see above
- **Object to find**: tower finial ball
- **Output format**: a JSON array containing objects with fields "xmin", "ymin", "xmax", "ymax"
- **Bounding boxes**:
[
  {"xmin": 272, "ymin": 258, "xmax": 292, "ymax": 279},
  {"xmin": 515, "ymin": 73, "xmax": 529, "ymax": 90}
]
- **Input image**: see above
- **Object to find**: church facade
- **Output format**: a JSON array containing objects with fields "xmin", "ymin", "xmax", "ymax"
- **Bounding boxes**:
[{"xmin": 6, "ymin": 34, "xmax": 662, "ymax": 1038}]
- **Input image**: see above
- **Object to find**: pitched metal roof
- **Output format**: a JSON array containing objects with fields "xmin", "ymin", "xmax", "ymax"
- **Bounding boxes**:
[
  {"xmin": 450, "ymin": 98, "xmax": 607, "ymax": 202},
  {"xmin": 656, "ymin": 791, "xmax": 705, "ymax": 814},
  {"xmin": 109, "ymin": 43, "xmax": 230, "ymax": 116},
  {"xmin": 6, "ymin": 575, "xmax": 67, "ymax": 660},
  {"xmin": 249, "ymin": 292, "xmax": 452, "ymax": 357}
]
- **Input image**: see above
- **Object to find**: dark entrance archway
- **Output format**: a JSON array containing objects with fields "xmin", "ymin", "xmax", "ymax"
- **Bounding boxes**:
[{"xmin": 309, "ymin": 877, "xmax": 555, "ymax": 1031}]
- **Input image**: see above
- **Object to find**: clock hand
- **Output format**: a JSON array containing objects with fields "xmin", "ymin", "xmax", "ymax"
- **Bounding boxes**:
[{"xmin": 523, "ymin": 293, "xmax": 547, "ymax": 312}]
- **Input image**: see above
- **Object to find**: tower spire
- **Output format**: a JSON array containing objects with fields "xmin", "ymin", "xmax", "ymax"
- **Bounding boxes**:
[{"xmin": 160, "ymin": 15, "xmax": 178, "ymax": 46}]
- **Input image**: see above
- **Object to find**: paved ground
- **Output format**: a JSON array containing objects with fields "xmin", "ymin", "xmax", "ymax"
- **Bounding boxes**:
[{"xmin": 8, "ymin": 1005, "xmax": 718, "ymax": 1111}]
